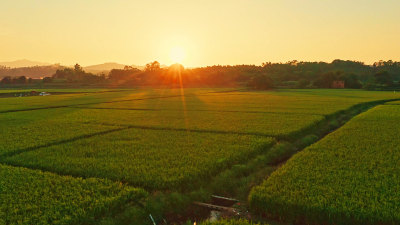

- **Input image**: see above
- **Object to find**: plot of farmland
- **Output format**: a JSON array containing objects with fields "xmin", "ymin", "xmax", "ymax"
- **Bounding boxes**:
[
  {"xmin": 3, "ymin": 129, "xmax": 274, "ymax": 190},
  {"xmin": 0, "ymin": 108, "xmax": 123, "ymax": 156},
  {"xmin": 74, "ymin": 89, "xmax": 400, "ymax": 115},
  {"xmin": 385, "ymin": 100, "xmax": 400, "ymax": 105},
  {"xmin": 1, "ymin": 88, "xmax": 399, "ymax": 222},
  {"xmin": 1, "ymin": 90, "xmax": 399, "ymax": 185},
  {"xmin": 0, "ymin": 164, "xmax": 146, "ymax": 225},
  {"xmin": 61, "ymin": 89, "xmax": 400, "ymax": 137},
  {"xmin": 32, "ymin": 108, "xmax": 324, "ymax": 137},
  {"xmin": 249, "ymin": 104, "xmax": 400, "ymax": 225},
  {"xmin": 0, "ymin": 88, "xmax": 210, "ymax": 112}
]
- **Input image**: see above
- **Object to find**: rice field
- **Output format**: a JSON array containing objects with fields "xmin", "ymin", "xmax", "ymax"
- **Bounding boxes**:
[
  {"xmin": 0, "ymin": 164, "xmax": 146, "ymax": 225},
  {"xmin": 249, "ymin": 104, "xmax": 400, "ymax": 225},
  {"xmin": 3, "ymin": 129, "xmax": 274, "ymax": 190},
  {"xmin": 1, "ymin": 88, "xmax": 399, "ymax": 224}
]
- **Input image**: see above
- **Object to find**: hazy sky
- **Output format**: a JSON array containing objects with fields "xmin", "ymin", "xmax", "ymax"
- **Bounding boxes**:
[{"xmin": 1, "ymin": 0, "xmax": 399, "ymax": 67}]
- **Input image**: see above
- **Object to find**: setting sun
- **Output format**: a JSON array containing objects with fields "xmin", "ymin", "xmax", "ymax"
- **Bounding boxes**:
[{"xmin": 170, "ymin": 46, "xmax": 186, "ymax": 64}]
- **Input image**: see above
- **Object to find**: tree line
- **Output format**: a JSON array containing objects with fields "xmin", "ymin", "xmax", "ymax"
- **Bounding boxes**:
[{"xmin": 1, "ymin": 59, "xmax": 400, "ymax": 90}]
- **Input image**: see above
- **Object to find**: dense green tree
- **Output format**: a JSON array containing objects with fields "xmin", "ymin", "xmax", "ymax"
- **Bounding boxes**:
[
  {"xmin": 15, "ymin": 76, "xmax": 27, "ymax": 84},
  {"xmin": 145, "ymin": 61, "xmax": 161, "ymax": 72},
  {"xmin": 247, "ymin": 74, "xmax": 274, "ymax": 90},
  {"xmin": 43, "ymin": 77, "xmax": 53, "ymax": 83},
  {"xmin": 297, "ymin": 79, "xmax": 310, "ymax": 88},
  {"xmin": 313, "ymin": 72, "xmax": 339, "ymax": 88},
  {"xmin": 0, "ymin": 76, "xmax": 12, "ymax": 84},
  {"xmin": 340, "ymin": 73, "xmax": 362, "ymax": 89},
  {"xmin": 374, "ymin": 71, "xmax": 393, "ymax": 86}
]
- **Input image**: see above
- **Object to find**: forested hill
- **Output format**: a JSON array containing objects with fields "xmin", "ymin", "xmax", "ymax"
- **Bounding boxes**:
[{"xmin": 0, "ymin": 65, "xmax": 64, "ymax": 79}]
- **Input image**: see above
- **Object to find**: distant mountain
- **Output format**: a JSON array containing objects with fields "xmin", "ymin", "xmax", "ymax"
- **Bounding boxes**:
[
  {"xmin": 83, "ymin": 62, "xmax": 144, "ymax": 74},
  {"xmin": 0, "ymin": 60, "xmax": 146, "ymax": 74},
  {"xmin": 0, "ymin": 64, "xmax": 63, "ymax": 79},
  {"xmin": 83, "ymin": 62, "xmax": 126, "ymax": 73},
  {"xmin": 0, "ymin": 59, "xmax": 51, "ymax": 68}
]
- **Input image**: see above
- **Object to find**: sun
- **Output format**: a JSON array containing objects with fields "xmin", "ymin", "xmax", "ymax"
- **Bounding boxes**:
[{"xmin": 170, "ymin": 46, "xmax": 186, "ymax": 63}]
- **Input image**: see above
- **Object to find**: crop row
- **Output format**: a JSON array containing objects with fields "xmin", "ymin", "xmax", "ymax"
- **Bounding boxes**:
[
  {"xmin": 0, "ymin": 88, "xmax": 124, "ymax": 93},
  {"xmin": 1, "ymin": 89, "xmax": 399, "ymax": 224},
  {"xmin": 0, "ymin": 91, "xmax": 142, "ymax": 112},
  {"xmin": 200, "ymin": 219, "xmax": 261, "ymax": 225},
  {"xmin": 0, "ymin": 108, "xmax": 124, "ymax": 156},
  {"xmin": 76, "ymin": 89, "xmax": 400, "ymax": 115},
  {"xmin": 0, "ymin": 163, "xmax": 147, "ymax": 225},
  {"xmin": 0, "ymin": 88, "xmax": 217, "ymax": 112},
  {"xmin": 1, "ymin": 89, "xmax": 398, "ymax": 142},
  {"xmin": 0, "ymin": 105, "xmax": 320, "ymax": 157},
  {"xmin": 249, "ymin": 104, "xmax": 400, "ymax": 225},
  {"xmin": 2, "ymin": 128, "xmax": 275, "ymax": 191},
  {"xmin": 385, "ymin": 100, "xmax": 400, "ymax": 105},
  {"xmin": 1, "ymin": 89, "xmax": 399, "ymax": 192},
  {"xmin": 61, "ymin": 108, "xmax": 324, "ymax": 137}
]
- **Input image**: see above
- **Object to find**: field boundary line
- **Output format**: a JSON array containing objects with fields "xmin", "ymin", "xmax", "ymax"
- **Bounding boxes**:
[
  {"xmin": 69, "ymin": 106, "xmax": 160, "ymax": 111},
  {"xmin": 0, "ymin": 89, "xmax": 132, "ymax": 98},
  {"xmin": 0, "ymin": 105, "xmax": 69, "ymax": 113},
  {"xmin": 0, "ymin": 91, "xmax": 243, "ymax": 114},
  {"xmin": 116, "ymin": 98, "xmax": 390, "ymax": 224},
  {"xmin": 0, "ymin": 126, "xmax": 132, "ymax": 159},
  {"xmin": 69, "ymin": 106, "xmax": 324, "ymax": 116},
  {"xmin": 248, "ymin": 101, "xmax": 400, "ymax": 225},
  {"xmin": 4, "ymin": 98, "xmax": 400, "ymax": 160},
  {"xmin": 0, "ymin": 123, "xmax": 276, "ymax": 160},
  {"xmin": 81, "ymin": 122, "xmax": 277, "ymax": 138},
  {"xmin": 275, "ymin": 98, "xmax": 400, "ymax": 141},
  {"xmin": 2, "ymin": 97, "xmax": 400, "ymax": 225},
  {"xmin": 191, "ymin": 98, "xmax": 400, "ymax": 196}
]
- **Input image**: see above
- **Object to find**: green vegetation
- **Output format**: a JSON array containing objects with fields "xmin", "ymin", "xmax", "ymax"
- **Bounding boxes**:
[
  {"xmin": 0, "ymin": 88, "xmax": 213, "ymax": 112},
  {"xmin": 200, "ymin": 219, "xmax": 261, "ymax": 225},
  {"xmin": 249, "ymin": 104, "xmax": 400, "ymax": 225},
  {"xmin": 3, "ymin": 128, "xmax": 274, "ymax": 190},
  {"xmin": 67, "ymin": 90, "xmax": 400, "ymax": 139},
  {"xmin": 0, "ymin": 164, "xmax": 147, "ymax": 225},
  {"xmin": 3, "ymin": 60, "xmax": 400, "ymax": 90},
  {"xmin": 0, "ymin": 108, "xmax": 122, "ymax": 156},
  {"xmin": 0, "ymin": 88, "xmax": 126, "ymax": 93},
  {"xmin": 56, "ymin": 108, "xmax": 324, "ymax": 137},
  {"xmin": 385, "ymin": 100, "xmax": 400, "ymax": 105},
  {"xmin": 77, "ymin": 89, "xmax": 400, "ymax": 115},
  {"xmin": 0, "ymin": 88, "xmax": 399, "ymax": 224},
  {"xmin": 0, "ymin": 90, "xmax": 138, "ymax": 112}
]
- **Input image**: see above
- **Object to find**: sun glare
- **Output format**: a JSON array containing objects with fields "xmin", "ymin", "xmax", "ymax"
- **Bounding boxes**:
[{"xmin": 170, "ymin": 46, "xmax": 186, "ymax": 63}]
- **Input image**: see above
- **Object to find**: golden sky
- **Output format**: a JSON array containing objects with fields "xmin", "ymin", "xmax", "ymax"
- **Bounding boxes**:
[{"xmin": 0, "ymin": 0, "xmax": 399, "ymax": 67}]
